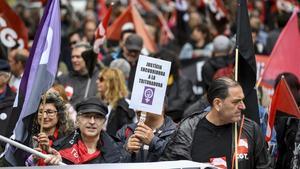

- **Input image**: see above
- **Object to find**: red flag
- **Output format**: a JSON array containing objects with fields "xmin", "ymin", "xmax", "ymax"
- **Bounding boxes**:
[
  {"xmin": 106, "ymin": 5, "xmax": 157, "ymax": 53},
  {"xmin": 261, "ymin": 8, "xmax": 300, "ymax": 87},
  {"xmin": 93, "ymin": 5, "xmax": 112, "ymax": 54},
  {"xmin": 0, "ymin": 0, "xmax": 28, "ymax": 49},
  {"xmin": 136, "ymin": 0, "xmax": 174, "ymax": 45},
  {"xmin": 266, "ymin": 77, "xmax": 300, "ymax": 141}
]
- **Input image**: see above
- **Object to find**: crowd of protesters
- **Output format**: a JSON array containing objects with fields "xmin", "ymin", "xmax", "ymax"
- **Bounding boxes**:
[{"xmin": 1, "ymin": 0, "xmax": 300, "ymax": 168}]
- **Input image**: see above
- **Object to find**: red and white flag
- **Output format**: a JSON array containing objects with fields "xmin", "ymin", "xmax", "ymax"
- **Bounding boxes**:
[
  {"xmin": 93, "ymin": 5, "xmax": 112, "ymax": 54},
  {"xmin": 266, "ymin": 77, "xmax": 300, "ymax": 141},
  {"xmin": 106, "ymin": 5, "xmax": 157, "ymax": 53},
  {"xmin": 0, "ymin": 0, "xmax": 28, "ymax": 49}
]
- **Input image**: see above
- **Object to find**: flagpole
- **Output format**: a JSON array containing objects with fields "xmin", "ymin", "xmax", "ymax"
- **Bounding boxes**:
[
  {"xmin": 234, "ymin": 0, "xmax": 242, "ymax": 167},
  {"xmin": 84, "ymin": 78, "xmax": 91, "ymax": 98},
  {"xmin": 40, "ymin": 91, "xmax": 48, "ymax": 133},
  {"xmin": 0, "ymin": 135, "xmax": 66, "ymax": 165},
  {"xmin": 234, "ymin": 48, "xmax": 239, "ymax": 169}
]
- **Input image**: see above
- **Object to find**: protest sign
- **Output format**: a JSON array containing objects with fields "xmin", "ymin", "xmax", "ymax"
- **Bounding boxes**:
[{"xmin": 130, "ymin": 55, "xmax": 171, "ymax": 115}]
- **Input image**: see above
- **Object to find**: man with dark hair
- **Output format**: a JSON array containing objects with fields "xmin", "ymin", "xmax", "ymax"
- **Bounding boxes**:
[
  {"xmin": 7, "ymin": 48, "xmax": 29, "ymax": 92},
  {"xmin": 102, "ymin": 22, "xmax": 136, "ymax": 66},
  {"xmin": 122, "ymin": 34, "xmax": 144, "ymax": 92},
  {"xmin": 160, "ymin": 77, "xmax": 271, "ymax": 169}
]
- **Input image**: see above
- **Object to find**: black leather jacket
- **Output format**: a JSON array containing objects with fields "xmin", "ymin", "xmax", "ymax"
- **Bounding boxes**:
[{"xmin": 160, "ymin": 111, "xmax": 272, "ymax": 169}]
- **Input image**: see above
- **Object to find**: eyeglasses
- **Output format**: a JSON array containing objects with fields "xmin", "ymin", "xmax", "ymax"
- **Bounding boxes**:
[
  {"xmin": 79, "ymin": 113, "xmax": 104, "ymax": 120},
  {"xmin": 128, "ymin": 50, "xmax": 140, "ymax": 53},
  {"xmin": 38, "ymin": 109, "xmax": 58, "ymax": 118}
]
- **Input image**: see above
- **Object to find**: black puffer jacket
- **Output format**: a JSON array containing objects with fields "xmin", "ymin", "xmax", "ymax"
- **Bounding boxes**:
[
  {"xmin": 106, "ymin": 98, "xmax": 135, "ymax": 137},
  {"xmin": 160, "ymin": 111, "xmax": 271, "ymax": 169}
]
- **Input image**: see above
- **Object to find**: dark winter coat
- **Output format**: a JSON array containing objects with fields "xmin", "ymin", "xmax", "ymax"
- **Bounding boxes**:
[
  {"xmin": 106, "ymin": 98, "xmax": 135, "ymax": 137},
  {"xmin": 116, "ymin": 116, "xmax": 176, "ymax": 162}
]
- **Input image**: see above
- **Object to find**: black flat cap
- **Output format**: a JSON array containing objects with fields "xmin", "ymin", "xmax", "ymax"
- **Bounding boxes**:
[
  {"xmin": 76, "ymin": 97, "xmax": 108, "ymax": 117},
  {"xmin": 125, "ymin": 34, "xmax": 143, "ymax": 51}
]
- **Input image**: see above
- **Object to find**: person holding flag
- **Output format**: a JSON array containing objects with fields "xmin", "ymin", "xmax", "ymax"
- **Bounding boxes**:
[
  {"xmin": 2, "ymin": 0, "xmax": 61, "ymax": 166},
  {"xmin": 271, "ymin": 73, "xmax": 300, "ymax": 169},
  {"xmin": 160, "ymin": 77, "xmax": 271, "ymax": 169},
  {"xmin": 25, "ymin": 92, "xmax": 74, "ymax": 166}
]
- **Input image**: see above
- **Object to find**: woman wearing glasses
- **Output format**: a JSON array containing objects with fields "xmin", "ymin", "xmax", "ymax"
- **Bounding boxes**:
[
  {"xmin": 96, "ymin": 68, "xmax": 135, "ymax": 137},
  {"xmin": 26, "ymin": 92, "xmax": 74, "ymax": 166}
]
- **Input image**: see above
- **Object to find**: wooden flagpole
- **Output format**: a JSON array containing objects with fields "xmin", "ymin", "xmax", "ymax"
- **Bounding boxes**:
[{"xmin": 39, "ymin": 91, "xmax": 48, "ymax": 133}]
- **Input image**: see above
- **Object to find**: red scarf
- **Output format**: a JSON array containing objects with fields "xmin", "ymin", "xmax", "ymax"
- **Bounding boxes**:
[{"xmin": 59, "ymin": 139, "xmax": 101, "ymax": 164}]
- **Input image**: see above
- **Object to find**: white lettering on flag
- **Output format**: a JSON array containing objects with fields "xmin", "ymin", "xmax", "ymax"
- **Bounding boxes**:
[{"xmin": 39, "ymin": 28, "xmax": 53, "ymax": 64}]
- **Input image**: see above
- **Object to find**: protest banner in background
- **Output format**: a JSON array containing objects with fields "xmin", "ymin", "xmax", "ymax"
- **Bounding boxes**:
[
  {"xmin": 130, "ymin": 55, "xmax": 171, "ymax": 115},
  {"xmin": 0, "ymin": 0, "xmax": 28, "ymax": 49}
]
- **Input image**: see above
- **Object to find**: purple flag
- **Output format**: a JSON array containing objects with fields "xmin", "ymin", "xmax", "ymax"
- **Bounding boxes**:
[{"xmin": 4, "ymin": 0, "xmax": 61, "ymax": 165}]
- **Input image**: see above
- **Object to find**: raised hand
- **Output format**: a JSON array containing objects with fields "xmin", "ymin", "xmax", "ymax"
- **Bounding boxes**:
[
  {"xmin": 33, "ymin": 132, "xmax": 50, "ymax": 152},
  {"xmin": 44, "ymin": 148, "xmax": 62, "ymax": 165},
  {"xmin": 126, "ymin": 134, "xmax": 142, "ymax": 153},
  {"xmin": 134, "ymin": 123, "xmax": 154, "ymax": 145}
]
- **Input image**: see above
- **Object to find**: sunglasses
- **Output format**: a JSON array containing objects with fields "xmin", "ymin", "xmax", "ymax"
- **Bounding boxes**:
[
  {"xmin": 69, "ymin": 41, "xmax": 78, "ymax": 46},
  {"xmin": 98, "ymin": 76, "xmax": 105, "ymax": 82}
]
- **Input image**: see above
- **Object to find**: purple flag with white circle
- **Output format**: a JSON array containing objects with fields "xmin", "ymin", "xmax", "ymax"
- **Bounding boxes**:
[{"xmin": 4, "ymin": 0, "xmax": 61, "ymax": 165}]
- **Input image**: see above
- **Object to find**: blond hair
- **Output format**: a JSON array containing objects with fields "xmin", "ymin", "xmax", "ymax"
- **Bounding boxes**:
[{"xmin": 99, "ymin": 68, "xmax": 128, "ymax": 108}]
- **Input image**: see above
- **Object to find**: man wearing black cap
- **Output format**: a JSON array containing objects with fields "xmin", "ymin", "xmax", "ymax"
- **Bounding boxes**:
[
  {"xmin": 122, "ymin": 34, "xmax": 143, "ymax": 92},
  {"xmin": 44, "ymin": 97, "xmax": 121, "ymax": 164}
]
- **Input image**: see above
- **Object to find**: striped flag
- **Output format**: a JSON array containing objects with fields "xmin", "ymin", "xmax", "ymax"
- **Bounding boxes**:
[{"xmin": 3, "ymin": 0, "xmax": 61, "ymax": 166}]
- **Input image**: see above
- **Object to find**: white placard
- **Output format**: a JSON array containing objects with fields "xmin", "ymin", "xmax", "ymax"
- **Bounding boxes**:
[{"xmin": 130, "ymin": 55, "xmax": 171, "ymax": 115}]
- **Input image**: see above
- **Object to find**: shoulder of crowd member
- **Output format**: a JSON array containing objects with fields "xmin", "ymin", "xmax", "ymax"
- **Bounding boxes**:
[
  {"xmin": 115, "ymin": 123, "xmax": 136, "ymax": 143},
  {"xmin": 148, "ymin": 117, "xmax": 177, "ymax": 152},
  {"xmin": 115, "ymin": 98, "xmax": 135, "ymax": 119},
  {"xmin": 99, "ymin": 131, "xmax": 123, "ymax": 163},
  {"xmin": 242, "ymin": 117, "xmax": 272, "ymax": 169},
  {"xmin": 162, "ymin": 116, "xmax": 177, "ymax": 133},
  {"xmin": 159, "ymin": 111, "xmax": 208, "ymax": 161},
  {"xmin": 177, "ymin": 110, "xmax": 207, "ymax": 132},
  {"xmin": 241, "ymin": 117, "xmax": 263, "ymax": 138},
  {"xmin": 55, "ymin": 73, "xmax": 69, "ymax": 84}
]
